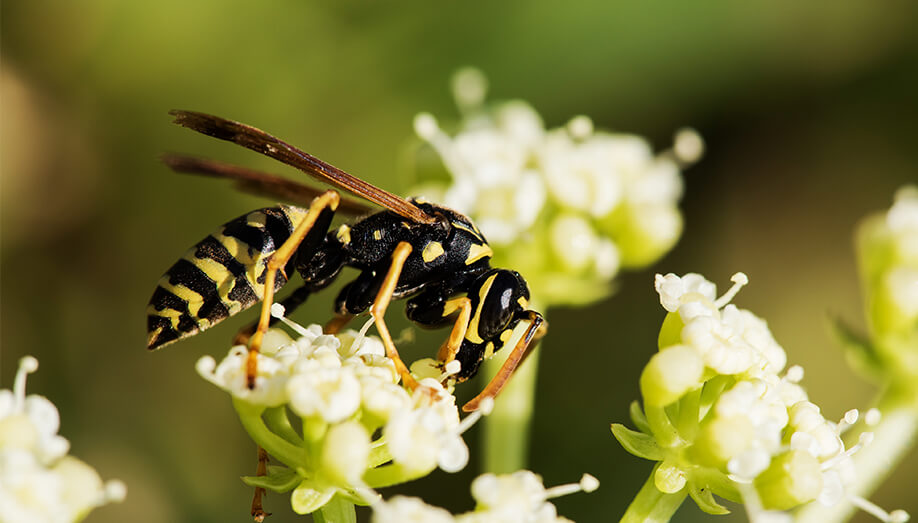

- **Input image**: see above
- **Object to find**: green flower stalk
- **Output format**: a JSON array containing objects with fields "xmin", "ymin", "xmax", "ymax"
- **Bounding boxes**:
[
  {"xmin": 196, "ymin": 304, "xmax": 492, "ymax": 519},
  {"xmin": 799, "ymin": 186, "xmax": 918, "ymax": 523},
  {"xmin": 613, "ymin": 273, "xmax": 909, "ymax": 523},
  {"xmin": 409, "ymin": 68, "xmax": 701, "ymax": 472},
  {"xmin": 371, "ymin": 470, "xmax": 599, "ymax": 522},
  {"xmin": 0, "ymin": 356, "xmax": 126, "ymax": 523}
]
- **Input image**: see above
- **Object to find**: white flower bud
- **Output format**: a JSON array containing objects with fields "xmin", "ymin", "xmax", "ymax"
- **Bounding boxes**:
[
  {"xmin": 321, "ymin": 421, "xmax": 371, "ymax": 484},
  {"xmin": 373, "ymin": 496, "xmax": 456, "ymax": 523},
  {"xmin": 287, "ymin": 366, "xmax": 361, "ymax": 423}
]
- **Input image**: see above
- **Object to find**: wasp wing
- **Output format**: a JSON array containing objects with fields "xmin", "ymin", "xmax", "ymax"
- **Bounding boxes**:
[
  {"xmin": 161, "ymin": 154, "xmax": 372, "ymax": 216},
  {"xmin": 169, "ymin": 110, "xmax": 436, "ymax": 224}
]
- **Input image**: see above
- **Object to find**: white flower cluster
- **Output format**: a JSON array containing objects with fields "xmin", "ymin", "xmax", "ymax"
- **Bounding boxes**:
[
  {"xmin": 410, "ymin": 68, "xmax": 700, "ymax": 306},
  {"xmin": 857, "ymin": 185, "xmax": 918, "ymax": 378},
  {"xmin": 197, "ymin": 307, "xmax": 489, "ymax": 514},
  {"xmin": 614, "ymin": 273, "xmax": 908, "ymax": 522},
  {"xmin": 0, "ymin": 357, "xmax": 125, "ymax": 523},
  {"xmin": 372, "ymin": 470, "xmax": 599, "ymax": 523}
]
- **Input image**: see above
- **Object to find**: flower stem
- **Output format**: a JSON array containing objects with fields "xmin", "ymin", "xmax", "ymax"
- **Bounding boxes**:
[
  {"xmin": 233, "ymin": 399, "xmax": 311, "ymax": 469},
  {"xmin": 796, "ymin": 382, "xmax": 918, "ymax": 523},
  {"xmin": 313, "ymin": 494, "xmax": 356, "ymax": 523},
  {"xmin": 620, "ymin": 464, "xmax": 687, "ymax": 523},
  {"xmin": 481, "ymin": 305, "xmax": 545, "ymax": 473}
]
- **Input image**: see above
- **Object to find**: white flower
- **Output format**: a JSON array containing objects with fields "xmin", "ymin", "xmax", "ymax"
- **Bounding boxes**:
[
  {"xmin": 287, "ymin": 364, "xmax": 362, "ymax": 423},
  {"xmin": 411, "ymin": 70, "xmax": 698, "ymax": 305},
  {"xmin": 654, "ymin": 272, "xmax": 717, "ymax": 313},
  {"xmin": 0, "ymin": 357, "xmax": 124, "ymax": 523},
  {"xmin": 457, "ymin": 470, "xmax": 597, "ymax": 523},
  {"xmin": 384, "ymin": 380, "xmax": 467, "ymax": 474},
  {"xmin": 372, "ymin": 496, "xmax": 456, "ymax": 523}
]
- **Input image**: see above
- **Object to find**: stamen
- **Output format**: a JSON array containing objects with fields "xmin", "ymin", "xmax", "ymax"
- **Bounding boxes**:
[
  {"xmin": 350, "ymin": 317, "xmax": 376, "ymax": 354},
  {"xmin": 438, "ymin": 360, "xmax": 462, "ymax": 382},
  {"xmin": 849, "ymin": 495, "xmax": 910, "ymax": 523},
  {"xmin": 13, "ymin": 356, "xmax": 39, "ymax": 408},
  {"xmin": 457, "ymin": 397, "xmax": 494, "ymax": 435},
  {"xmin": 838, "ymin": 409, "xmax": 860, "ymax": 433},
  {"xmin": 567, "ymin": 116, "xmax": 594, "ymax": 140},
  {"xmin": 865, "ymin": 408, "xmax": 882, "ymax": 426},
  {"xmin": 413, "ymin": 113, "xmax": 441, "ymax": 141},
  {"xmin": 270, "ymin": 303, "xmax": 311, "ymax": 337},
  {"xmin": 822, "ymin": 432, "xmax": 874, "ymax": 471},
  {"xmin": 451, "ymin": 68, "xmax": 488, "ymax": 112},
  {"xmin": 715, "ymin": 272, "xmax": 749, "ymax": 308},
  {"xmin": 103, "ymin": 480, "xmax": 128, "ymax": 503},
  {"xmin": 544, "ymin": 473, "xmax": 600, "ymax": 499},
  {"xmin": 784, "ymin": 365, "xmax": 804, "ymax": 383},
  {"xmin": 672, "ymin": 128, "xmax": 704, "ymax": 165}
]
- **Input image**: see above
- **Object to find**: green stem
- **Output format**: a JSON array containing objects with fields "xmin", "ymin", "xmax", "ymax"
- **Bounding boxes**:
[
  {"xmin": 481, "ymin": 304, "xmax": 545, "ymax": 473},
  {"xmin": 796, "ymin": 382, "xmax": 918, "ymax": 523},
  {"xmin": 313, "ymin": 494, "xmax": 356, "ymax": 523},
  {"xmin": 621, "ymin": 464, "xmax": 687, "ymax": 523},
  {"xmin": 363, "ymin": 463, "xmax": 434, "ymax": 489},
  {"xmin": 263, "ymin": 406, "xmax": 304, "ymax": 446},
  {"xmin": 233, "ymin": 399, "xmax": 311, "ymax": 469},
  {"xmin": 645, "ymin": 405, "xmax": 680, "ymax": 449}
]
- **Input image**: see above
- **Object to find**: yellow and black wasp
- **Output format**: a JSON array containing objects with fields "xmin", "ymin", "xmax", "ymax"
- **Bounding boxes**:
[{"xmin": 147, "ymin": 111, "xmax": 545, "ymax": 412}]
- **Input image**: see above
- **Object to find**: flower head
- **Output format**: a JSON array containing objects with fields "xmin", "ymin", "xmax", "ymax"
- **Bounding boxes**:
[
  {"xmin": 856, "ymin": 185, "xmax": 918, "ymax": 381},
  {"xmin": 199, "ymin": 308, "xmax": 486, "ymax": 515},
  {"xmin": 614, "ymin": 273, "xmax": 909, "ymax": 522},
  {"xmin": 410, "ymin": 69, "xmax": 700, "ymax": 306},
  {"xmin": 370, "ymin": 469, "xmax": 598, "ymax": 523},
  {"xmin": 0, "ymin": 357, "xmax": 125, "ymax": 523}
]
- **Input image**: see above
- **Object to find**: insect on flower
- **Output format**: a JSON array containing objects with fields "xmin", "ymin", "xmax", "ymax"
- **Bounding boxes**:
[{"xmin": 146, "ymin": 111, "xmax": 545, "ymax": 411}]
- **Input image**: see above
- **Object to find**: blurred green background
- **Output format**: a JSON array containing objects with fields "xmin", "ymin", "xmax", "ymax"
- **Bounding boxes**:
[{"xmin": 3, "ymin": 1, "xmax": 917, "ymax": 521}]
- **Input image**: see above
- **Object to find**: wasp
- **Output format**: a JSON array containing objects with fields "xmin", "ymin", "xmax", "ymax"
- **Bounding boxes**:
[{"xmin": 147, "ymin": 111, "xmax": 545, "ymax": 412}]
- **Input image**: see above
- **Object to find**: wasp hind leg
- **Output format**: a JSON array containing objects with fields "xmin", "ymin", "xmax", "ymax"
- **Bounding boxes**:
[
  {"xmin": 245, "ymin": 190, "xmax": 340, "ymax": 387},
  {"xmin": 250, "ymin": 445, "xmax": 271, "ymax": 522}
]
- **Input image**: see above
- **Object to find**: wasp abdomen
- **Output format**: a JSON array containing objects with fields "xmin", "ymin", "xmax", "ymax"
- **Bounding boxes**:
[{"xmin": 146, "ymin": 205, "xmax": 309, "ymax": 350}]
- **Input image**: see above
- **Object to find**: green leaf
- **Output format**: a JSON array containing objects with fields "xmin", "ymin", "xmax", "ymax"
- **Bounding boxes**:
[
  {"xmin": 241, "ymin": 465, "xmax": 302, "ymax": 493},
  {"xmin": 317, "ymin": 494, "xmax": 357, "ymax": 523},
  {"xmin": 688, "ymin": 483, "xmax": 730, "ymax": 515},
  {"xmin": 690, "ymin": 467, "xmax": 741, "ymax": 503},
  {"xmin": 828, "ymin": 315, "xmax": 884, "ymax": 381},
  {"xmin": 290, "ymin": 481, "xmax": 335, "ymax": 515},
  {"xmin": 611, "ymin": 423, "xmax": 665, "ymax": 461},
  {"xmin": 629, "ymin": 400, "xmax": 652, "ymax": 434}
]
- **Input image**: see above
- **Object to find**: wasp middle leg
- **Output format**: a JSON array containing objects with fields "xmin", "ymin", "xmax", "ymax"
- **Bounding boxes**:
[{"xmin": 368, "ymin": 241, "xmax": 419, "ymax": 391}]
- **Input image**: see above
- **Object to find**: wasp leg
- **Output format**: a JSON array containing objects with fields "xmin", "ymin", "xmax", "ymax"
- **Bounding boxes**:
[
  {"xmin": 461, "ymin": 311, "xmax": 545, "ymax": 412},
  {"xmin": 436, "ymin": 297, "xmax": 472, "ymax": 365},
  {"xmin": 246, "ymin": 190, "xmax": 340, "ymax": 388},
  {"xmin": 233, "ymin": 285, "xmax": 314, "ymax": 346},
  {"xmin": 324, "ymin": 313, "xmax": 355, "ymax": 335},
  {"xmin": 250, "ymin": 445, "xmax": 271, "ymax": 522},
  {"xmin": 369, "ymin": 241, "xmax": 419, "ymax": 390}
]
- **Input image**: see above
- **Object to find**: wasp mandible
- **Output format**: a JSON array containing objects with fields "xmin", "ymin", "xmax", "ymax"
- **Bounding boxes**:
[{"xmin": 147, "ymin": 111, "xmax": 545, "ymax": 411}]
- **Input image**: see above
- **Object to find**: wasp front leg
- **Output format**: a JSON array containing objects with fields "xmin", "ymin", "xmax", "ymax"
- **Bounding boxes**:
[
  {"xmin": 462, "ymin": 311, "xmax": 545, "ymax": 412},
  {"xmin": 436, "ymin": 297, "xmax": 472, "ymax": 366},
  {"xmin": 246, "ymin": 190, "xmax": 340, "ymax": 387}
]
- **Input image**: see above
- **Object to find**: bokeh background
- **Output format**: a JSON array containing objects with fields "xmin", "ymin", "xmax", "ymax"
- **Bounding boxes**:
[{"xmin": 3, "ymin": 1, "xmax": 917, "ymax": 521}]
